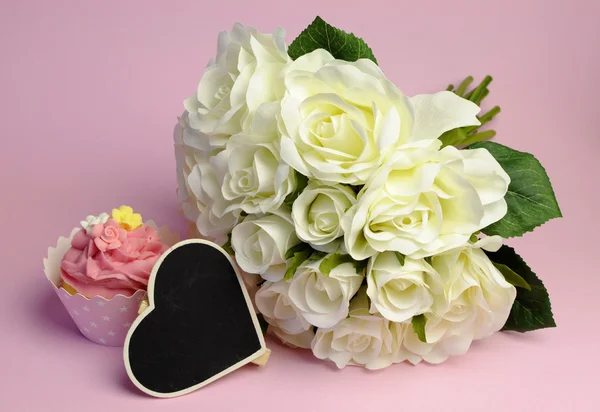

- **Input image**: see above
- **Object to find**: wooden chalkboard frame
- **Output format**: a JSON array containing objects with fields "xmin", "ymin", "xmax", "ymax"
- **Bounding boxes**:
[{"xmin": 123, "ymin": 239, "xmax": 267, "ymax": 398}]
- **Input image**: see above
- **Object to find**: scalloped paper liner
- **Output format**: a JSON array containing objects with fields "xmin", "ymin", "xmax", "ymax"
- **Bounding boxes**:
[{"xmin": 43, "ymin": 221, "xmax": 179, "ymax": 346}]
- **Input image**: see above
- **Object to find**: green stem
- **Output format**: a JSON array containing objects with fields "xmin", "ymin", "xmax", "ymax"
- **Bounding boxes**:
[
  {"xmin": 473, "ymin": 88, "xmax": 489, "ymax": 105},
  {"xmin": 464, "ymin": 106, "xmax": 501, "ymax": 135},
  {"xmin": 446, "ymin": 84, "xmax": 454, "ymax": 91},
  {"xmin": 455, "ymin": 76, "xmax": 473, "ymax": 97},
  {"xmin": 469, "ymin": 75, "xmax": 493, "ymax": 103},
  {"xmin": 478, "ymin": 106, "xmax": 501, "ymax": 125},
  {"xmin": 461, "ymin": 130, "xmax": 496, "ymax": 146}
]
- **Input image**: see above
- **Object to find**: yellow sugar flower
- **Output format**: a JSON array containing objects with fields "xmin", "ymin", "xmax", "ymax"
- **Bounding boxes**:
[{"xmin": 111, "ymin": 205, "xmax": 143, "ymax": 231}]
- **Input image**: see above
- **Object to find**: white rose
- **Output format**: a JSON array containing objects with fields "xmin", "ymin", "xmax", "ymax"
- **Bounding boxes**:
[
  {"xmin": 367, "ymin": 252, "xmax": 442, "ymax": 322},
  {"xmin": 174, "ymin": 112, "xmax": 240, "ymax": 245},
  {"xmin": 291, "ymin": 181, "xmax": 356, "ymax": 252},
  {"xmin": 388, "ymin": 321, "xmax": 423, "ymax": 365},
  {"xmin": 185, "ymin": 23, "xmax": 289, "ymax": 141},
  {"xmin": 231, "ymin": 211, "xmax": 300, "ymax": 281},
  {"xmin": 342, "ymin": 142, "xmax": 510, "ymax": 259},
  {"xmin": 288, "ymin": 258, "xmax": 363, "ymax": 328},
  {"xmin": 185, "ymin": 149, "xmax": 241, "ymax": 245},
  {"xmin": 402, "ymin": 237, "xmax": 516, "ymax": 364},
  {"xmin": 279, "ymin": 49, "xmax": 481, "ymax": 185},
  {"xmin": 255, "ymin": 280, "xmax": 314, "ymax": 349},
  {"xmin": 220, "ymin": 102, "xmax": 296, "ymax": 214},
  {"xmin": 311, "ymin": 288, "xmax": 394, "ymax": 369}
]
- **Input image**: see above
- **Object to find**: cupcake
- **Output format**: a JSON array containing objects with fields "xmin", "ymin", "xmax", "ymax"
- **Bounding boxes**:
[{"xmin": 44, "ymin": 206, "xmax": 178, "ymax": 346}]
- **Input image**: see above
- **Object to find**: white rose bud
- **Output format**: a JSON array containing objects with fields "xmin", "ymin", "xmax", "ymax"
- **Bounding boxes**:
[
  {"xmin": 402, "ymin": 238, "xmax": 516, "ymax": 364},
  {"xmin": 255, "ymin": 280, "xmax": 314, "ymax": 349},
  {"xmin": 231, "ymin": 212, "xmax": 300, "ymax": 281},
  {"xmin": 311, "ymin": 288, "xmax": 395, "ymax": 370},
  {"xmin": 292, "ymin": 182, "xmax": 356, "ymax": 252},
  {"xmin": 175, "ymin": 112, "xmax": 240, "ymax": 244},
  {"xmin": 343, "ymin": 143, "xmax": 510, "ymax": 259},
  {"xmin": 185, "ymin": 23, "xmax": 289, "ymax": 141},
  {"xmin": 186, "ymin": 151, "xmax": 241, "ymax": 245},
  {"xmin": 221, "ymin": 103, "xmax": 296, "ymax": 215},
  {"xmin": 367, "ymin": 252, "xmax": 442, "ymax": 322},
  {"xmin": 288, "ymin": 258, "xmax": 363, "ymax": 328}
]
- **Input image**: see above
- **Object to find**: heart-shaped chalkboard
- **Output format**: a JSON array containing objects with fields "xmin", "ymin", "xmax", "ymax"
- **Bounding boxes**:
[{"xmin": 124, "ymin": 239, "xmax": 266, "ymax": 397}]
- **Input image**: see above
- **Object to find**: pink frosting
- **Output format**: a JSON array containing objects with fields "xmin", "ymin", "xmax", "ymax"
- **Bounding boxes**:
[
  {"xmin": 60, "ymin": 219, "xmax": 169, "ymax": 299},
  {"xmin": 91, "ymin": 219, "xmax": 126, "ymax": 251}
]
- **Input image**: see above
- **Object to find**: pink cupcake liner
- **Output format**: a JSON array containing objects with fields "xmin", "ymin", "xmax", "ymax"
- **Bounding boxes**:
[{"xmin": 43, "ymin": 221, "xmax": 179, "ymax": 346}]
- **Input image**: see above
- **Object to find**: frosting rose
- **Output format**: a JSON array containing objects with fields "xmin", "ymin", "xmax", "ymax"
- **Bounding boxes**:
[
  {"xmin": 60, "ymin": 223, "xmax": 169, "ymax": 299},
  {"xmin": 90, "ymin": 219, "xmax": 127, "ymax": 252}
]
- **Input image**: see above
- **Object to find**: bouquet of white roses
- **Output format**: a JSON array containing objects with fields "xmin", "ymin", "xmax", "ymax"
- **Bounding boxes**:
[{"xmin": 174, "ymin": 17, "xmax": 560, "ymax": 369}]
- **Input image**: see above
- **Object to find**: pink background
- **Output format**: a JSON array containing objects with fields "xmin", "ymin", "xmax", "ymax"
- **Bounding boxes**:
[{"xmin": 1, "ymin": 0, "xmax": 598, "ymax": 410}]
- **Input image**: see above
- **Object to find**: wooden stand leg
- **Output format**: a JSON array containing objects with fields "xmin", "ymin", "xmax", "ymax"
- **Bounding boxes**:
[
  {"xmin": 138, "ymin": 297, "xmax": 149, "ymax": 315},
  {"xmin": 251, "ymin": 348, "xmax": 271, "ymax": 367}
]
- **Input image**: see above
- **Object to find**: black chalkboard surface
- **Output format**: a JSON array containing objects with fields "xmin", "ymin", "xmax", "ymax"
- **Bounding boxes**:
[{"xmin": 123, "ymin": 239, "xmax": 266, "ymax": 397}]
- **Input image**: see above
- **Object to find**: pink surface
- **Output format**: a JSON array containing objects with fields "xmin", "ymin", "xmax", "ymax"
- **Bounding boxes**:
[{"xmin": 1, "ymin": 0, "xmax": 598, "ymax": 410}]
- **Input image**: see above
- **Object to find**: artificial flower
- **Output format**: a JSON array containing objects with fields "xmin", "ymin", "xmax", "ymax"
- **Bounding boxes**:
[
  {"xmin": 291, "ymin": 181, "xmax": 356, "ymax": 252},
  {"xmin": 402, "ymin": 238, "xmax": 517, "ymax": 363},
  {"xmin": 231, "ymin": 211, "xmax": 300, "ymax": 280},
  {"xmin": 311, "ymin": 288, "xmax": 395, "ymax": 369},
  {"xmin": 184, "ymin": 23, "xmax": 289, "ymax": 143},
  {"xmin": 367, "ymin": 252, "xmax": 442, "ymax": 322},
  {"xmin": 255, "ymin": 280, "xmax": 314, "ymax": 348},
  {"xmin": 342, "ymin": 142, "xmax": 510, "ymax": 259},
  {"xmin": 220, "ymin": 102, "xmax": 297, "ymax": 214},
  {"xmin": 279, "ymin": 49, "xmax": 481, "ymax": 185},
  {"xmin": 288, "ymin": 257, "xmax": 363, "ymax": 328}
]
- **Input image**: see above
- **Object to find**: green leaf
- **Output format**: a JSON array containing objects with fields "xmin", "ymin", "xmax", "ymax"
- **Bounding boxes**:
[
  {"xmin": 467, "ymin": 141, "xmax": 562, "ymax": 237},
  {"xmin": 284, "ymin": 248, "xmax": 312, "ymax": 280},
  {"xmin": 411, "ymin": 314, "xmax": 427, "ymax": 342},
  {"xmin": 319, "ymin": 253, "xmax": 355, "ymax": 275},
  {"xmin": 493, "ymin": 262, "xmax": 531, "ymax": 291},
  {"xmin": 485, "ymin": 245, "xmax": 556, "ymax": 332},
  {"xmin": 394, "ymin": 252, "xmax": 405, "ymax": 266},
  {"xmin": 307, "ymin": 250, "xmax": 327, "ymax": 261},
  {"xmin": 288, "ymin": 16, "xmax": 377, "ymax": 64},
  {"xmin": 439, "ymin": 128, "xmax": 468, "ymax": 148},
  {"xmin": 318, "ymin": 253, "xmax": 368, "ymax": 275},
  {"xmin": 353, "ymin": 258, "xmax": 368, "ymax": 274},
  {"xmin": 440, "ymin": 75, "xmax": 500, "ymax": 148},
  {"xmin": 222, "ymin": 233, "xmax": 234, "ymax": 255},
  {"xmin": 285, "ymin": 243, "xmax": 310, "ymax": 260},
  {"xmin": 284, "ymin": 172, "xmax": 309, "ymax": 207}
]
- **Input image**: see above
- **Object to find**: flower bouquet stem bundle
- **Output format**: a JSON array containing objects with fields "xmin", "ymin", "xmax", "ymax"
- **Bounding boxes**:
[{"xmin": 174, "ymin": 16, "xmax": 561, "ymax": 368}]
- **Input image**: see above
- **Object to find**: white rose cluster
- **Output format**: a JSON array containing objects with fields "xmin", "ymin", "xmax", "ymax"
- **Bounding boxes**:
[{"xmin": 175, "ymin": 23, "xmax": 516, "ymax": 369}]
